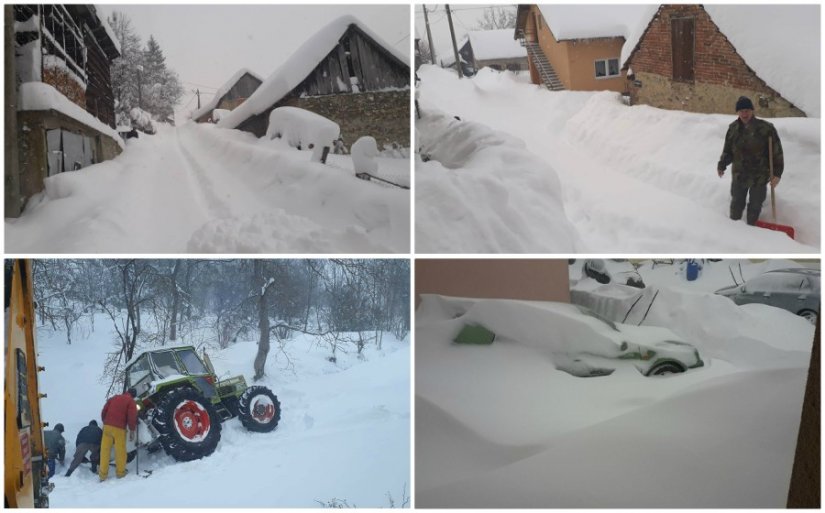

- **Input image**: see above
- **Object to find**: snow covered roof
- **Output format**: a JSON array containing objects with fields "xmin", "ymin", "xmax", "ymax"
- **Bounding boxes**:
[
  {"xmin": 219, "ymin": 15, "xmax": 409, "ymax": 130},
  {"xmin": 467, "ymin": 29, "xmax": 527, "ymax": 61},
  {"xmin": 537, "ymin": 5, "xmax": 652, "ymax": 41},
  {"xmin": 190, "ymin": 68, "xmax": 264, "ymax": 120},
  {"xmin": 622, "ymin": 5, "xmax": 820, "ymax": 117},
  {"xmin": 18, "ymin": 82, "xmax": 124, "ymax": 148}
]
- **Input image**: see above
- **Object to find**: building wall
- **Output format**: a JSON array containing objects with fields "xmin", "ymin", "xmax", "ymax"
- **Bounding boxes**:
[
  {"xmin": 530, "ymin": 6, "xmax": 571, "ymax": 88},
  {"xmin": 627, "ymin": 5, "xmax": 805, "ymax": 117},
  {"xmin": 17, "ymin": 110, "xmax": 122, "ymax": 203},
  {"xmin": 415, "ymin": 259, "xmax": 571, "ymax": 307},
  {"xmin": 564, "ymin": 38, "xmax": 626, "ymax": 92}
]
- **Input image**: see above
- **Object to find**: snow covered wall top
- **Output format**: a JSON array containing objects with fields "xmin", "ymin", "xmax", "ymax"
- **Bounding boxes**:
[
  {"xmin": 190, "ymin": 68, "xmax": 264, "ymax": 121},
  {"xmin": 622, "ymin": 5, "xmax": 820, "ymax": 118},
  {"xmin": 18, "ymin": 82, "xmax": 124, "ymax": 148},
  {"xmin": 219, "ymin": 15, "xmax": 409, "ymax": 130},
  {"xmin": 537, "ymin": 5, "xmax": 653, "ymax": 41}
]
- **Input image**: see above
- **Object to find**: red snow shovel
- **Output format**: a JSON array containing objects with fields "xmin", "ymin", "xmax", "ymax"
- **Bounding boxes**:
[{"xmin": 754, "ymin": 136, "xmax": 795, "ymax": 239}]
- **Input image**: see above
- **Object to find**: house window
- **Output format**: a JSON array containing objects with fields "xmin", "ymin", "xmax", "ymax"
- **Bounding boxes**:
[
  {"xmin": 671, "ymin": 17, "xmax": 695, "ymax": 82},
  {"xmin": 595, "ymin": 58, "xmax": 620, "ymax": 79}
]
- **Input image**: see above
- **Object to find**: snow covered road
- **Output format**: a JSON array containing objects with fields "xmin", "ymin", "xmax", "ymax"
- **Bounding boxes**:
[
  {"xmin": 6, "ymin": 123, "xmax": 410, "ymax": 253},
  {"xmin": 416, "ymin": 66, "xmax": 819, "ymax": 253}
]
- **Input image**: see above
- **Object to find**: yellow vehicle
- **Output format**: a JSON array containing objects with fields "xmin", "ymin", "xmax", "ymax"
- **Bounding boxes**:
[{"xmin": 5, "ymin": 260, "xmax": 50, "ymax": 508}]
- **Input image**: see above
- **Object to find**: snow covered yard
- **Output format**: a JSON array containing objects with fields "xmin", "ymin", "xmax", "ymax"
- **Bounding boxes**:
[
  {"xmin": 5, "ymin": 122, "xmax": 410, "ymax": 253},
  {"xmin": 415, "ymin": 260, "xmax": 815, "ymax": 507},
  {"xmin": 416, "ymin": 65, "xmax": 819, "ymax": 253},
  {"xmin": 37, "ymin": 314, "xmax": 410, "ymax": 508}
]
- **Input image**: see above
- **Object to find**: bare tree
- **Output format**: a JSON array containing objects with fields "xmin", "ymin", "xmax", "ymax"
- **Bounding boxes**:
[{"xmin": 475, "ymin": 6, "xmax": 517, "ymax": 30}]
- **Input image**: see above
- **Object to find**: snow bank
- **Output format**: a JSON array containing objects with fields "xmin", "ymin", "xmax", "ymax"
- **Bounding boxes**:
[
  {"xmin": 18, "ymin": 82, "xmax": 124, "ymax": 148},
  {"xmin": 416, "ymin": 107, "xmax": 580, "ymax": 253},
  {"xmin": 265, "ymin": 106, "xmax": 340, "ymax": 162},
  {"xmin": 416, "ymin": 64, "xmax": 820, "ymax": 252},
  {"xmin": 211, "ymin": 108, "xmax": 229, "ymax": 122},
  {"xmin": 621, "ymin": 5, "xmax": 820, "ymax": 117},
  {"xmin": 416, "ymin": 278, "xmax": 812, "ymax": 507},
  {"xmin": 219, "ymin": 15, "xmax": 409, "ymax": 130}
]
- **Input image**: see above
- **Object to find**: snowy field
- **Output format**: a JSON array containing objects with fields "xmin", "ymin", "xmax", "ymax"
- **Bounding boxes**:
[
  {"xmin": 416, "ymin": 259, "xmax": 815, "ymax": 507},
  {"xmin": 6, "ymin": 123, "xmax": 410, "ymax": 253},
  {"xmin": 416, "ymin": 65, "xmax": 820, "ymax": 253},
  {"xmin": 37, "ymin": 314, "xmax": 410, "ymax": 507}
]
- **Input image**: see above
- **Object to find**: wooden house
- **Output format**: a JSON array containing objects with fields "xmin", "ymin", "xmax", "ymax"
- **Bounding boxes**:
[
  {"xmin": 515, "ymin": 5, "xmax": 646, "ymax": 92},
  {"xmin": 219, "ymin": 15, "xmax": 410, "ymax": 149},
  {"xmin": 442, "ymin": 29, "xmax": 528, "ymax": 76},
  {"xmin": 192, "ymin": 68, "xmax": 263, "ymax": 123},
  {"xmin": 622, "ymin": 4, "xmax": 817, "ymax": 117},
  {"xmin": 6, "ymin": 4, "xmax": 122, "ymax": 216}
]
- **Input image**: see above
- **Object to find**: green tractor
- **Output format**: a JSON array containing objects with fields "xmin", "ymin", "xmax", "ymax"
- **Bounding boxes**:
[{"xmin": 123, "ymin": 345, "xmax": 280, "ymax": 462}]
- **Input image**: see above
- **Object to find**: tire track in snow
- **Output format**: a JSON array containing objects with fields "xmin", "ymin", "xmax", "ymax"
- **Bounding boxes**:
[{"xmin": 172, "ymin": 127, "xmax": 234, "ymax": 221}]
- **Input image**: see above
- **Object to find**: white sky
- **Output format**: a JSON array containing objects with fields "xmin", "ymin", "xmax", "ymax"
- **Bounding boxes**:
[
  {"xmin": 97, "ymin": 4, "xmax": 411, "ymax": 123},
  {"xmin": 414, "ymin": 5, "xmax": 511, "ymax": 66}
]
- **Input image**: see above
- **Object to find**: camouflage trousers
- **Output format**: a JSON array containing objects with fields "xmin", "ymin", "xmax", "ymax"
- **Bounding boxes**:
[{"xmin": 730, "ymin": 179, "xmax": 767, "ymax": 225}]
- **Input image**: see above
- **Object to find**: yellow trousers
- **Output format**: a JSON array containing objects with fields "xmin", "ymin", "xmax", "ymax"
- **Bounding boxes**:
[{"xmin": 98, "ymin": 425, "xmax": 127, "ymax": 480}]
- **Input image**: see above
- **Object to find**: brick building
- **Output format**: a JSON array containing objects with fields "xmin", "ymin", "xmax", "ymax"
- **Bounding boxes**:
[
  {"xmin": 622, "ymin": 4, "xmax": 817, "ymax": 117},
  {"xmin": 218, "ymin": 15, "xmax": 410, "ymax": 149}
]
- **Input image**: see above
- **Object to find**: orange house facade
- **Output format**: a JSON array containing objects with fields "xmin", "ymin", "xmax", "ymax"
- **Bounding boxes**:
[{"xmin": 516, "ymin": 5, "xmax": 627, "ymax": 92}]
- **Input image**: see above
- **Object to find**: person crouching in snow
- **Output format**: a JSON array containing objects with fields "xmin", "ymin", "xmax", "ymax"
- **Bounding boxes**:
[
  {"xmin": 65, "ymin": 420, "xmax": 103, "ymax": 477},
  {"xmin": 717, "ymin": 95, "xmax": 784, "ymax": 225},
  {"xmin": 44, "ymin": 423, "xmax": 66, "ymax": 478},
  {"xmin": 99, "ymin": 388, "xmax": 138, "ymax": 481}
]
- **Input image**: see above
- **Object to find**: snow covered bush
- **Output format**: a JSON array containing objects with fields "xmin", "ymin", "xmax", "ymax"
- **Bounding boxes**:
[
  {"xmin": 265, "ymin": 106, "xmax": 340, "ymax": 163},
  {"xmin": 130, "ymin": 107, "xmax": 156, "ymax": 134},
  {"xmin": 351, "ymin": 136, "xmax": 379, "ymax": 175}
]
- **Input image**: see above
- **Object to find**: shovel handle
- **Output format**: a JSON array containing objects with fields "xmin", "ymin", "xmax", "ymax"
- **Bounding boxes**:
[{"xmin": 769, "ymin": 136, "xmax": 776, "ymax": 223}]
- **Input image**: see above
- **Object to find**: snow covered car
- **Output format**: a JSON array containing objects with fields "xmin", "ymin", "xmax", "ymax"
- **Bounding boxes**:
[
  {"xmin": 426, "ymin": 295, "xmax": 703, "ymax": 378},
  {"xmin": 123, "ymin": 346, "xmax": 280, "ymax": 462},
  {"xmin": 715, "ymin": 268, "xmax": 820, "ymax": 324}
]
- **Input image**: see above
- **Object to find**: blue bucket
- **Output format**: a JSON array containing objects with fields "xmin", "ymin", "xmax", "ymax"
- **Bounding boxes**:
[{"xmin": 686, "ymin": 260, "xmax": 700, "ymax": 281}]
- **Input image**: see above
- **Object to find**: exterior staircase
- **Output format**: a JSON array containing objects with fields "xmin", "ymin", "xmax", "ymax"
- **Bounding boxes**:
[{"xmin": 518, "ymin": 31, "xmax": 565, "ymax": 91}]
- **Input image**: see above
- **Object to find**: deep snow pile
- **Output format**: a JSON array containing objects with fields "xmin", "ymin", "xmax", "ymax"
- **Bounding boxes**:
[
  {"xmin": 5, "ymin": 122, "xmax": 409, "ymax": 253},
  {"xmin": 416, "ymin": 65, "xmax": 819, "ymax": 252},
  {"xmin": 416, "ymin": 109, "xmax": 580, "ymax": 252},
  {"xmin": 415, "ymin": 269, "xmax": 814, "ymax": 507},
  {"xmin": 37, "ymin": 314, "xmax": 410, "ymax": 508}
]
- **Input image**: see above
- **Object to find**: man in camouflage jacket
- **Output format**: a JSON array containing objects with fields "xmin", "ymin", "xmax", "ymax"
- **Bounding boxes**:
[{"xmin": 717, "ymin": 96, "xmax": 784, "ymax": 225}]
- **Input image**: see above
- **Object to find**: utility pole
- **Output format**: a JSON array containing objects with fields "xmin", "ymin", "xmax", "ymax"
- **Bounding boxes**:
[
  {"xmin": 445, "ymin": 5, "xmax": 462, "ymax": 79},
  {"xmin": 422, "ymin": 5, "xmax": 437, "ymax": 65},
  {"xmin": 193, "ymin": 88, "xmax": 200, "ymax": 109}
]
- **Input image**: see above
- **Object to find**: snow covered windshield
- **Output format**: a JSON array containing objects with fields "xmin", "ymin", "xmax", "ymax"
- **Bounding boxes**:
[
  {"xmin": 126, "ymin": 355, "xmax": 152, "ymax": 389},
  {"xmin": 150, "ymin": 351, "xmax": 185, "ymax": 378}
]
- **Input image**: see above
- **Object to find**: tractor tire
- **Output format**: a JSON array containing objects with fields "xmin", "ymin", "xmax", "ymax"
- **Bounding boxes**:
[
  {"xmin": 238, "ymin": 386, "xmax": 281, "ymax": 433},
  {"xmin": 151, "ymin": 387, "xmax": 222, "ymax": 462}
]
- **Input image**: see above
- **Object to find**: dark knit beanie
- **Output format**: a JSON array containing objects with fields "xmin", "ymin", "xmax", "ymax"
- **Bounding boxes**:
[{"xmin": 735, "ymin": 96, "xmax": 754, "ymax": 112}]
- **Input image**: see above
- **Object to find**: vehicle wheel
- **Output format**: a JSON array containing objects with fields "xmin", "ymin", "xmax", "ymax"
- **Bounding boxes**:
[
  {"xmin": 647, "ymin": 361, "xmax": 685, "ymax": 377},
  {"xmin": 798, "ymin": 309, "xmax": 818, "ymax": 325},
  {"xmin": 238, "ymin": 386, "xmax": 281, "ymax": 433},
  {"xmin": 152, "ymin": 387, "xmax": 222, "ymax": 461}
]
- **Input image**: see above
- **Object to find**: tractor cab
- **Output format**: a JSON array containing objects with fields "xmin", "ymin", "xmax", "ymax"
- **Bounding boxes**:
[{"xmin": 125, "ymin": 346, "xmax": 218, "ymax": 402}]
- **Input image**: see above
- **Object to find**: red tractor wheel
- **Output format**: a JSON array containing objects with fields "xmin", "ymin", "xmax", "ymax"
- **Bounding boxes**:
[
  {"xmin": 152, "ymin": 387, "xmax": 222, "ymax": 461},
  {"xmin": 238, "ymin": 386, "xmax": 281, "ymax": 433}
]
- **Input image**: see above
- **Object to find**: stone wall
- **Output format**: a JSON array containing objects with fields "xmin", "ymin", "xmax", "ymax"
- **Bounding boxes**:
[
  {"xmin": 281, "ymin": 89, "xmax": 410, "ymax": 149},
  {"xmin": 627, "ymin": 5, "xmax": 805, "ymax": 117}
]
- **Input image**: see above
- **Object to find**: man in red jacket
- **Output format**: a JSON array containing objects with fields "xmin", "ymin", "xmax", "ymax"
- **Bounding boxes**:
[{"xmin": 99, "ymin": 388, "xmax": 138, "ymax": 481}]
